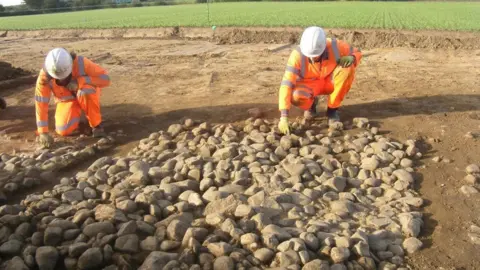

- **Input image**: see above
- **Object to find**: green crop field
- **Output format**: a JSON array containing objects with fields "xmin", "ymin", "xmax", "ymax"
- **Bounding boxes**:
[{"xmin": 0, "ymin": 2, "xmax": 478, "ymax": 31}]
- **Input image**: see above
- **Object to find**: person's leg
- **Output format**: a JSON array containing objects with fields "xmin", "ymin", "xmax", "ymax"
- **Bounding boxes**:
[
  {"xmin": 76, "ymin": 86, "xmax": 102, "ymax": 127},
  {"xmin": 55, "ymin": 101, "xmax": 81, "ymax": 136},
  {"xmin": 327, "ymin": 65, "xmax": 356, "ymax": 111},
  {"xmin": 76, "ymin": 86, "xmax": 105, "ymax": 137}
]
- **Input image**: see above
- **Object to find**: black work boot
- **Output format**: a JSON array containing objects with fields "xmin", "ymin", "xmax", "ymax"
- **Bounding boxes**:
[
  {"xmin": 326, "ymin": 107, "xmax": 341, "ymax": 127},
  {"xmin": 92, "ymin": 123, "xmax": 106, "ymax": 138}
]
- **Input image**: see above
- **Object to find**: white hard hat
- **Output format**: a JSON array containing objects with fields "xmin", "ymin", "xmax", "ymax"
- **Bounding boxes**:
[
  {"xmin": 299, "ymin": 26, "xmax": 327, "ymax": 58},
  {"xmin": 44, "ymin": 48, "xmax": 73, "ymax": 80}
]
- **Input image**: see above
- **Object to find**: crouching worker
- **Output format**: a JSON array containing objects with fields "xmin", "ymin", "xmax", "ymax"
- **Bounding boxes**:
[
  {"xmin": 278, "ymin": 26, "xmax": 362, "ymax": 135},
  {"xmin": 35, "ymin": 48, "xmax": 111, "ymax": 148}
]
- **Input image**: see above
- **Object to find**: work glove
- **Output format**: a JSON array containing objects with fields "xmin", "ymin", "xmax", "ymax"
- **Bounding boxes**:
[
  {"xmin": 38, "ymin": 133, "xmax": 53, "ymax": 149},
  {"xmin": 338, "ymin": 56, "xmax": 355, "ymax": 68},
  {"xmin": 66, "ymin": 80, "xmax": 78, "ymax": 92},
  {"xmin": 278, "ymin": 117, "xmax": 290, "ymax": 135}
]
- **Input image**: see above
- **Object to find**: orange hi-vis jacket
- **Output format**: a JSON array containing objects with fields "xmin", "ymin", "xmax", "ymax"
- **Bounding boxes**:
[
  {"xmin": 35, "ymin": 55, "xmax": 110, "ymax": 134},
  {"xmin": 278, "ymin": 38, "xmax": 362, "ymax": 115}
]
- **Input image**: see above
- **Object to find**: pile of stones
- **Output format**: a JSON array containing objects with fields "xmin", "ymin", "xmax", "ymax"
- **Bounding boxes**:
[
  {"xmin": 0, "ymin": 118, "xmax": 424, "ymax": 270},
  {"xmin": 460, "ymin": 164, "xmax": 480, "ymax": 195},
  {"xmin": 0, "ymin": 137, "xmax": 115, "ymax": 202}
]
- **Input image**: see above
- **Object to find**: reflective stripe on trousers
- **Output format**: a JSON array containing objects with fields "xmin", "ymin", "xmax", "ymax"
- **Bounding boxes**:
[
  {"xmin": 37, "ymin": 121, "xmax": 48, "ymax": 127},
  {"xmin": 35, "ymin": 96, "xmax": 50, "ymax": 103},
  {"xmin": 293, "ymin": 90, "xmax": 312, "ymax": 99},
  {"xmin": 56, "ymin": 117, "xmax": 80, "ymax": 132},
  {"xmin": 281, "ymin": 80, "xmax": 294, "ymax": 88},
  {"xmin": 78, "ymin": 88, "xmax": 96, "ymax": 96}
]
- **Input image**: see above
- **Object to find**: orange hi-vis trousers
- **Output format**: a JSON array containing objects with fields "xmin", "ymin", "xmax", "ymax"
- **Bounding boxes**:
[
  {"xmin": 292, "ymin": 65, "xmax": 356, "ymax": 111},
  {"xmin": 55, "ymin": 86, "xmax": 101, "ymax": 136}
]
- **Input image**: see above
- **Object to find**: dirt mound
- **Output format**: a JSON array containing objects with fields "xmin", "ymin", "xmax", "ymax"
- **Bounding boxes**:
[
  {"xmin": 0, "ymin": 61, "xmax": 34, "ymax": 91},
  {"xmin": 333, "ymin": 29, "xmax": 475, "ymax": 50},
  {"xmin": 4, "ymin": 27, "xmax": 480, "ymax": 50},
  {"xmin": 214, "ymin": 28, "xmax": 480, "ymax": 50},
  {"xmin": 0, "ymin": 61, "xmax": 30, "ymax": 82},
  {"xmin": 214, "ymin": 28, "xmax": 299, "ymax": 45}
]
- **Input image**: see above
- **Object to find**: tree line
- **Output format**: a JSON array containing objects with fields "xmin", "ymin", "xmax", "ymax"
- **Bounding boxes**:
[
  {"xmin": 0, "ymin": 0, "xmax": 419, "ymax": 17},
  {"xmin": 0, "ymin": 0, "xmax": 173, "ymax": 17}
]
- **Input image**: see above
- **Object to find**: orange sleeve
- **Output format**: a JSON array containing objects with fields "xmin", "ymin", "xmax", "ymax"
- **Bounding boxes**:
[
  {"xmin": 34, "ymin": 69, "xmax": 51, "ymax": 134},
  {"xmin": 76, "ymin": 56, "xmax": 111, "ymax": 88},
  {"xmin": 338, "ymin": 40, "xmax": 362, "ymax": 68},
  {"xmin": 279, "ymin": 49, "xmax": 301, "ymax": 115}
]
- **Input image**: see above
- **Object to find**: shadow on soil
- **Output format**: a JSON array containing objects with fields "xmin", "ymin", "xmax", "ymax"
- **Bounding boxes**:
[
  {"xmin": 2, "ymin": 93, "xmax": 480, "ymax": 145},
  {"xmin": 100, "ymin": 93, "xmax": 480, "ymax": 145}
]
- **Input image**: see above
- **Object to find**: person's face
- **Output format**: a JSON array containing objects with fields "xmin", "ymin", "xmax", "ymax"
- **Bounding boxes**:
[
  {"xmin": 56, "ymin": 74, "xmax": 72, "ymax": 86},
  {"xmin": 311, "ymin": 56, "xmax": 322, "ymax": 63}
]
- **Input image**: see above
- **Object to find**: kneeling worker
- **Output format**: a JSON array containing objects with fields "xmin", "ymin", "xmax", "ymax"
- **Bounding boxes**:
[
  {"xmin": 278, "ymin": 26, "xmax": 362, "ymax": 134},
  {"xmin": 35, "ymin": 48, "xmax": 111, "ymax": 148}
]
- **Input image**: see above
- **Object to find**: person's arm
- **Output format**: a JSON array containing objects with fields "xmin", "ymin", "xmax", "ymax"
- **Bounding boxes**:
[
  {"xmin": 279, "ymin": 49, "xmax": 301, "ymax": 117},
  {"xmin": 34, "ymin": 69, "xmax": 51, "ymax": 134},
  {"xmin": 337, "ymin": 40, "xmax": 362, "ymax": 67},
  {"xmin": 76, "ymin": 56, "xmax": 111, "ymax": 88}
]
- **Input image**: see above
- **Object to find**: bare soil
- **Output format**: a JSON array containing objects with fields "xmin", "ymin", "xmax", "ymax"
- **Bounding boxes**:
[
  {"xmin": 0, "ymin": 61, "xmax": 31, "ymax": 81},
  {"xmin": 0, "ymin": 28, "xmax": 479, "ymax": 269}
]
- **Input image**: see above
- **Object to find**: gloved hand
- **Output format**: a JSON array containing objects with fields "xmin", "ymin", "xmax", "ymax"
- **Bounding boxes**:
[
  {"xmin": 38, "ymin": 133, "xmax": 53, "ymax": 148},
  {"xmin": 66, "ymin": 80, "xmax": 78, "ymax": 92},
  {"xmin": 338, "ymin": 56, "xmax": 355, "ymax": 68},
  {"xmin": 278, "ymin": 117, "xmax": 290, "ymax": 135}
]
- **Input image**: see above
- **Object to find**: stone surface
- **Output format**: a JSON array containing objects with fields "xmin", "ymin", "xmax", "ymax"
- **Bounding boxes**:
[
  {"xmin": 0, "ymin": 239, "xmax": 23, "ymax": 255},
  {"xmin": 466, "ymin": 164, "xmax": 480, "ymax": 174},
  {"xmin": 207, "ymin": 242, "xmax": 232, "ymax": 257},
  {"xmin": 213, "ymin": 256, "xmax": 234, "ymax": 270},
  {"xmin": 253, "ymin": 248, "xmax": 274, "ymax": 263},
  {"xmin": 403, "ymin": 237, "xmax": 423, "ymax": 254},
  {"xmin": 78, "ymin": 248, "xmax": 103, "ymax": 270},
  {"xmin": 302, "ymin": 259, "xmax": 329, "ymax": 270},
  {"xmin": 331, "ymin": 247, "xmax": 350, "ymax": 263},
  {"xmin": 35, "ymin": 246, "xmax": 59, "ymax": 270},
  {"xmin": 167, "ymin": 220, "xmax": 190, "ymax": 241},
  {"xmin": 69, "ymin": 243, "xmax": 90, "ymax": 258},
  {"xmin": 460, "ymin": 185, "xmax": 479, "ymax": 195},
  {"xmin": 138, "ymin": 251, "xmax": 178, "ymax": 270},
  {"xmin": 84, "ymin": 222, "xmax": 115, "ymax": 237},
  {"xmin": 115, "ymin": 234, "xmax": 139, "ymax": 253},
  {"xmin": 0, "ymin": 120, "xmax": 428, "ymax": 270},
  {"xmin": 44, "ymin": 227, "xmax": 63, "ymax": 246}
]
